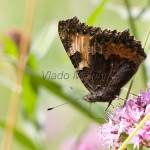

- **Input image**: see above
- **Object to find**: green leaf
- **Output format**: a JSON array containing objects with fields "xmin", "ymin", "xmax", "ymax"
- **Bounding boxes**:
[
  {"xmin": 127, "ymin": 144, "xmax": 144, "ymax": 150},
  {"xmin": 127, "ymin": 144, "xmax": 134, "ymax": 150},
  {"xmin": 22, "ymin": 73, "xmax": 38, "ymax": 122},
  {"xmin": 0, "ymin": 120, "xmax": 41, "ymax": 150},
  {"xmin": 1, "ymin": 36, "xmax": 18, "ymax": 58},
  {"xmin": 30, "ymin": 21, "xmax": 57, "ymax": 60},
  {"xmin": 87, "ymin": 0, "xmax": 110, "ymax": 25},
  {"xmin": 27, "ymin": 55, "xmax": 37, "ymax": 69}
]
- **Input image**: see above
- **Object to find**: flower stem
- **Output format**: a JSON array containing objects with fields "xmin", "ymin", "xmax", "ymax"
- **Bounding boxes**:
[
  {"xmin": 143, "ymin": 25, "xmax": 150, "ymax": 49},
  {"xmin": 118, "ymin": 112, "xmax": 150, "ymax": 150},
  {"xmin": 1, "ymin": 0, "xmax": 36, "ymax": 150},
  {"xmin": 124, "ymin": 0, "xmax": 138, "ymax": 38}
]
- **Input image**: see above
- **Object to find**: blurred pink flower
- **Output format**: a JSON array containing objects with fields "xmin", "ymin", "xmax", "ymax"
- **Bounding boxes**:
[
  {"xmin": 61, "ymin": 136, "xmax": 77, "ymax": 150},
  {"xmin": 5, "ymin": 28, "xmax": 21, "ymax": 47},
  {"xmin": 61, "ymin": 125, "xmax": 109, "ymax": 150},
  {"xmin": 42, "ymin": 110, "xmax": 70, "ymax": 139}
]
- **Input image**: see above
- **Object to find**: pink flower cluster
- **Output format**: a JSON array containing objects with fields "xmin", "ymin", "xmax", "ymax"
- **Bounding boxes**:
[{"xmin": 99, "ymin": 88, "xmax": 150, "ymax": 149}]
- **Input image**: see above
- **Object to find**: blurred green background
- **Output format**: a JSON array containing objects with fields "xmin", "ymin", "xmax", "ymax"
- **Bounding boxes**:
[{"xmin": 0, "ymin": 0, "xmax": 150, "ymax": 150}]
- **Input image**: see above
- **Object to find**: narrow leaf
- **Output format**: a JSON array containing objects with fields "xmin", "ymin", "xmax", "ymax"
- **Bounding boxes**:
[{"xmin": 87, "ymin": 0, "xmax": 109, "ymax": 25}]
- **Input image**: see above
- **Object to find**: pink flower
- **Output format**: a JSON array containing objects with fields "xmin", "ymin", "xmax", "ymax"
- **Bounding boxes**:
[
  {"xmin": 61, "ymin": 87, "xmax": 150, "ymax": 150},
  {"xmin": 98, "ymin": 88, "xmax": 150, "ymax": 149},
  {"xmin": 61, "ymin": 137, "xmax": 77, "ymax": 150}
]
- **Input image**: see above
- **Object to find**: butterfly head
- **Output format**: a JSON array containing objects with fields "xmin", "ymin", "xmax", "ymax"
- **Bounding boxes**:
[
  {"xmin": 83, "ymin": 94, "xmax": 97, "ymax": 103},
  {"xmin": 82, "ymin": 89, "xmax": 105, "ymax": 103},
  {"xmin": 83, "ymin": 88, "xmax": 120, "ymax": 103}
]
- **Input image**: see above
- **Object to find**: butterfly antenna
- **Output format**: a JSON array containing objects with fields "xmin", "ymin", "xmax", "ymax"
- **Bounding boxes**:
[
  {"xmin": 116, "ymin": 96, "xmax": 126, "ymax": 101},
  {"xmin": 123, "ymin": 87, "xmax": 139, "ymax": 96},
  {"xmin": 70, "ymin": 86, "xmax": 87, "ymax": 93},
  {"xmin": 89, "ymin": 103, "xmax": 92, "ymax": 116},
  {"xmin": 47, "ymin": 97, "xmax": 81, "ymax": 111}
]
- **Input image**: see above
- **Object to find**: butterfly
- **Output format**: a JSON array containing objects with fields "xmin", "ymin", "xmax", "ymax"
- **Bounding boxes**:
[{"xmin": 58, "ymin": 16, "xmax": 146, "ymax": 110}]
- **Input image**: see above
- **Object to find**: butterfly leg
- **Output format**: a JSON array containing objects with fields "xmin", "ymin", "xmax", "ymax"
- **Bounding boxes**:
[{"xmin": 104, "ymin": 99, "xmax": 112, "ymax": 111}]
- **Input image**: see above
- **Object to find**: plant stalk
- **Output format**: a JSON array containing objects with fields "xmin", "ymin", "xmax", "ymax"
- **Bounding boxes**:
[
  {"xmin": 1, "ymin": 0, "xmax": 36, "ymax": 150},
  {"xmin": 118, "ymin": 112, "xmax": 150, "ymax": 150}
]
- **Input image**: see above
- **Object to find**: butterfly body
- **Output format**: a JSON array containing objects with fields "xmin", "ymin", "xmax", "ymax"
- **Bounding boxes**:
[
  {"xmin": 83, "ymin": 87, "xmax": 119, "ymax": 103},
  {"xmin": 58, "ymin": 16, "xmax": 146, "ymax": 107}
]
